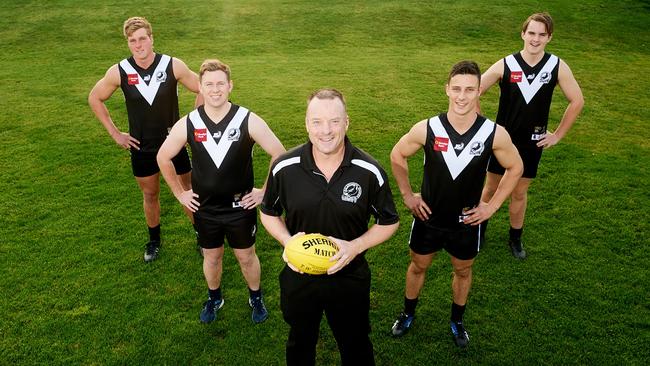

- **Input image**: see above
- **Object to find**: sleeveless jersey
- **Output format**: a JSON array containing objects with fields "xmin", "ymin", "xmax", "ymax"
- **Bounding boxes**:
[
  {"xmin": 421, "ymin": 113, "xmax": 496, "ymax": 230},
  {"xmin": 186, "ymin": 104, "xmax": 255, "ymax": 214},
  {"xmin": 497, "ymin": 52, "xmax": 559, "ymax": 149},
  {"xmin": 119, "ymin": 53, "xmax": 179, "ymax": 153}
]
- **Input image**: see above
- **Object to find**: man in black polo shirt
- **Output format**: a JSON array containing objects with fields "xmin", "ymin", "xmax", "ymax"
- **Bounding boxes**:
[{"xmin": 261, "ymin": 88, "xmax": 399, "ymax": 365}]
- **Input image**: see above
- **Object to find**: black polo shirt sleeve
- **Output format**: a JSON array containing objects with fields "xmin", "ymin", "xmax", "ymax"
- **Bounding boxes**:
[
  {"xmin": 368, "ymin": 165, "xmax": 400, "ymax": 226},
  {"xmin": 261, "ymin": 164, "xmax": 283, "ymax": 217}
]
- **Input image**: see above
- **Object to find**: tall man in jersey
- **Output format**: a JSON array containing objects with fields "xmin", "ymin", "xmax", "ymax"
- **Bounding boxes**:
[
  {"xmin": 260, "ymin": 89, "xmax": 399, "ymax": 365},
  {"xmin": 157, "ymin": 59, "xmax": 285, "ymax": 324},
  {"xmin": 89, "ymin": 17, "xmax": 201, "ymax": 262},
  {"xmin": 480, "ymin": 12, "xmax": 584, "ymax": 259},
  {"xmin": 389, "ymin": 61, "xmax": 522, "ymax": 348}
]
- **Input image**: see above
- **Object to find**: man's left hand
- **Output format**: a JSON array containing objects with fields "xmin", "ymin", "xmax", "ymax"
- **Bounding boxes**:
[
  {"xmin": 326, "ymin": 236, "xmax": 360, "ymax": 275},
  {"xmin": 241, "ymin": 188, "xmax": 263, "ymax": 209}
]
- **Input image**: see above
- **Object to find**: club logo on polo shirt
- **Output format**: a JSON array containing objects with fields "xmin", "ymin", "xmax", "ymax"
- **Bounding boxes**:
[
  {"xmin": 227, "ymin": 128, "xmax": 240, "ymax": 141},
  {"xmin": 156, "ymin": 70, "xmax": 167, "ymax": 83},
  {"xmin": 469, "ymin": 141, "xmax": 484, "ymax": 156},
  {"xmin": 341, "ymin": 182, "xmax": 362, "ymax": 203}
]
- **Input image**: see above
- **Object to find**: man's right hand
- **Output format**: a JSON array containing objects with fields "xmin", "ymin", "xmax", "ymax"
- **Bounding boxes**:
[
  {"xmin": 177, "ymin": 190, "xmax": 200, "ymax": 213},
  {"xmin": 112, "ymin": 131, "xmax": 140, "ymax": 150},
  {"xmin": 403, "ymin": 193, "xmax": 432, "ymax": 221}
]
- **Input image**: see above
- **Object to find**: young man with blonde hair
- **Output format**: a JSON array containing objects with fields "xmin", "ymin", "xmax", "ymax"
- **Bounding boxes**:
[
  {"xmin": 158, "ymin": 59, "xmax": 285, "ymax": 324},
  {"xmin": 89, "ymin": 17, "xmax": 201, "ymax": 262},
  {"xmin": 480, "ymin": 12, "xmax": 584, "ymax": 259}
]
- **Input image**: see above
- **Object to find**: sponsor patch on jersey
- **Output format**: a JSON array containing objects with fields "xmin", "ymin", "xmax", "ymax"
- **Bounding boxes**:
[
  {"xmin": 341, "ymin": 182, "xmax": 362, "ymax": 203},
  {"xmin": 433, "ymin": 136, "xmax": 449, "ymax": 152},
  {"xmin": 194, "ymin": 128, "xmax": 207, "ymax": 142},
  {"xmin": 510, "ymin": 71, "xmax": 523, "ymax": 83},
  {"xmin": 127, "ymin": 74, "xmax": 139, "ymax": 85}
]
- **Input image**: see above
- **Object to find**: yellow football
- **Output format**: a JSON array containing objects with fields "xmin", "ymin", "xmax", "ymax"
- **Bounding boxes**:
[{"xmin": 284, "ymin": 233, "xmax": 340, "ymax": 275}]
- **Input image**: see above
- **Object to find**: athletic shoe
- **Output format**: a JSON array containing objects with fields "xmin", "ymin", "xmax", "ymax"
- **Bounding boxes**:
[
  {"xmin": 200, "ymin": 298, "xmax": 224, "ymax": 324},
  {"xmin": 144, "ymin": 240, "xmax": 161, "ymax": 262},
  {"xmin": 391, "ymin": 312, "xmax": 415, "ymax": 337},
  {"xmin": 249, "ymin": 296, "xmax": 269, "ymax": 324},
  {"xmin": 450, "ymin": 321, "xmax": 469, "ymax": 348},
  {"xmin": 509, "ymin": 239, "xmax": 527, "ymax": 259}
]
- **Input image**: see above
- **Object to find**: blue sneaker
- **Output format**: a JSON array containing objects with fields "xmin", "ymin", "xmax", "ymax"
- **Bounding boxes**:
[
  {"xmin": 450, "ymin": 321, "xmax": 469, "ymax": 348},
  {"xmin": 249, "ymin": 296, "xmax": 269, "ymax": 324},
  {"xmin": 391, "ymin": 312, "xmax": 415, "ymax": 337},
  {"xmin": 200, "ymin": 298, "xmax": 224, "ymax": 324}
]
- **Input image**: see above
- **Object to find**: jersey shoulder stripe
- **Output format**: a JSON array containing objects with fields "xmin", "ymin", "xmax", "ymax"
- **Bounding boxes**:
[
  {"xmin": 272, "ymin": 156, "xmax": 301, "ymax": 176},
  {"xmin": 351, "ymin": 159, "xmax": 385, "ymax": 187}
]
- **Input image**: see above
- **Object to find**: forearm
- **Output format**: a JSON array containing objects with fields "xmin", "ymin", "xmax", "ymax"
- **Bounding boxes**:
[
  {"xmin": 158, "ymin": 159, "xmax": 185, "ymax": 198},
  {"xmin": 350, "ymin": 222, "xmax": 399, "ymax": 253},
  {"xmin": 554, "ymin": 100, "xmax": 584, "ymax": 140},
  {"xmin": 390, "ymin": 157, "xmax": 414, "ymax": 198},
  {"xmin": 260, "ymin": 213, "xmax": 291, "ymax": 246},
  {"xmin": 89, "ymin": 100, "xmax": 120, "ymax": 138},
  {"xmin": 487, "ymin": 168, "xmax": 521, "ymax": 211}
]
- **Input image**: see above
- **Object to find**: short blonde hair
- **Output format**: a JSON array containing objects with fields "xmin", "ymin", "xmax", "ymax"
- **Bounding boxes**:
[
  {"xmin": 123, "ymin": 17, "xmax": 152, "ymax": 38},
  {"xmin": 199, "ymin": 59, "xmax": 231, "ymax": 81}
]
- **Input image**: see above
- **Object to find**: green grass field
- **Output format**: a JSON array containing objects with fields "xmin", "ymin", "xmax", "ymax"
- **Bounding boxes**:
[{"xmin": 1, "ymin": 0, "xmax": 649, "ymax": 364}]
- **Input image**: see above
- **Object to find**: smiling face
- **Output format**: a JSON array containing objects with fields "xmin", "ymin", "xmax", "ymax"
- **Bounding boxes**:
[
  {"xmin": 126, "ymin": 27, "xmax": 154, "ymax": 63},
  {"xmin": 305, "ymin": 96, "xmax": 349, "ymax": 158},
  {"xmin": 446, "ymin": 73, "xmax": 480, "ymax": 118},
  {"xmin": 521, "ymin": 20, "xmax": 552, "ymax": 56},
  {"xmin": 200, "ymin": 70, "xmax": 232, "ymax": 110}
]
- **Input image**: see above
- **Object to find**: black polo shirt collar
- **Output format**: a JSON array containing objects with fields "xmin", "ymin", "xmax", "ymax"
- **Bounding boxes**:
[{"xmin": 300, "ymin": 137, "xmax": 354, "ymax": 175}]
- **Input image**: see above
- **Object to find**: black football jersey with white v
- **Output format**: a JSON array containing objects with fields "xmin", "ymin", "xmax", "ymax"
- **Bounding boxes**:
[
  {"xmin": 186, "ymin": 104, "xmax": 255, "ymax": 214},
  {"xmin": 497, "ymin": 52, "xmax": 559, "ymax": 148},
  {"xmin": 119, "ymin": 53, "xmax": 179, "ymax": 153},
  {"xmin": 421, "ymin": 113, "xmax": 495, "ymax": 229}
]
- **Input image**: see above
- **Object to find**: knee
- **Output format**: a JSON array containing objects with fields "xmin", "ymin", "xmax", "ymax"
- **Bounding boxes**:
[
  {"xmin": 409, "ymin": 260, "xmax": 429, "ymax": 275},
  {"xmin": 236, "ymin": 252, "xmax": 257, "ymax": 268},
  {"xmin": 142, "ymin": 189, "xmax": 159, "ymax": 203},
  {"xmin": 453, "ymin": 266, "xmax": 472, "ymax": 279},
  {"xmin": 511, "ymin": 188, "xmax": 528, "ymax": 202}
]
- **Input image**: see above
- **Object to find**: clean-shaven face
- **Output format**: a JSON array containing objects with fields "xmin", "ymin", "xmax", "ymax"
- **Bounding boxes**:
[
  {"xmin": 200, "ymin": 70, "xmax": 232, "ymax": 109},
  {"xmin": 126, "ymin": 28, "xmax": 153, "ymax": 62},
  {"xmin": 446, "ymin": 74, "xmax": 480, "ymax": 117},
  {"xmin": 305, "ymin": 97, "xmax": 349, "ymax": 156},
  {"xmin": 521, "ymin": 20, "xmax": 552, "ymax": 56}
]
